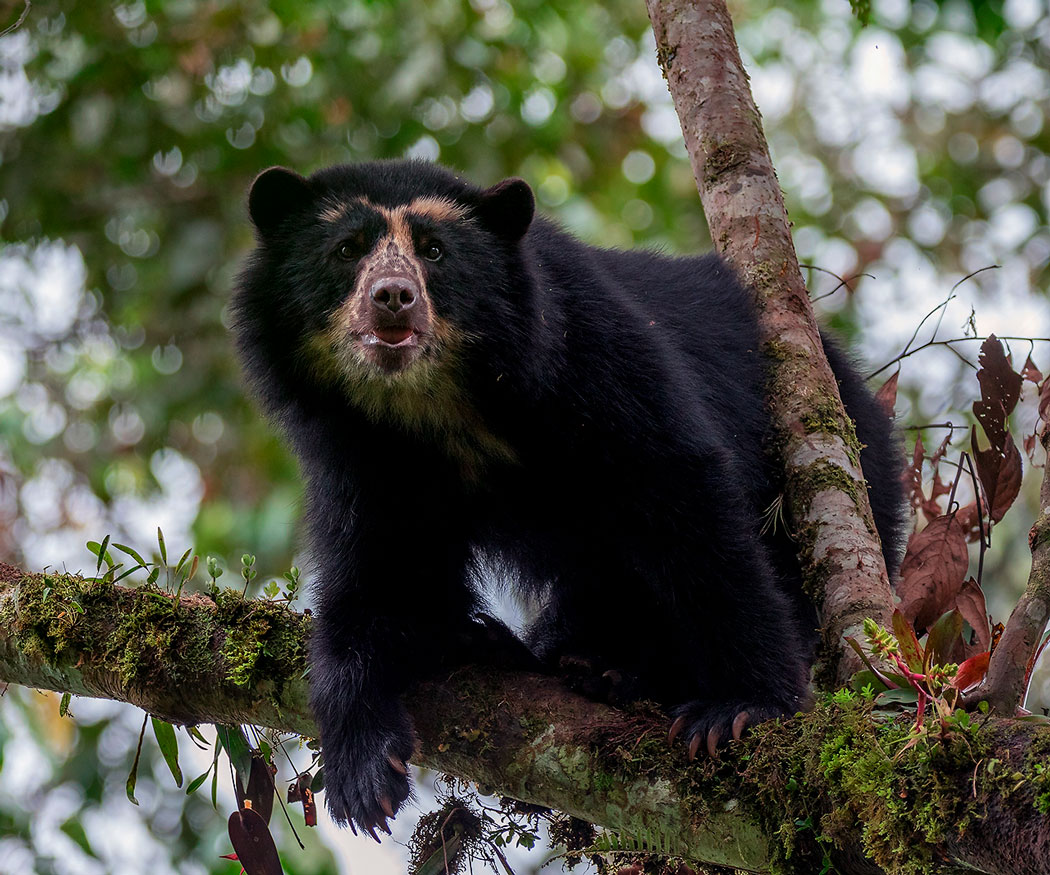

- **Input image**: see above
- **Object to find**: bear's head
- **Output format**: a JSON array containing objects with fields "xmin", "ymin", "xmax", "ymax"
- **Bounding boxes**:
[{"xmin": 242, "ymin": 161, "xmax": 535, "ymax": 388}]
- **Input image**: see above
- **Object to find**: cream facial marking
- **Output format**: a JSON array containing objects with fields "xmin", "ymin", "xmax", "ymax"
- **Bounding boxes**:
[
  {"xmin": 319, "ymin": 202, "xmax": 349, "ymax": 224},
  {"xmin": 320, "ymin": 195, "xmax": 469, "ymax": 235}
]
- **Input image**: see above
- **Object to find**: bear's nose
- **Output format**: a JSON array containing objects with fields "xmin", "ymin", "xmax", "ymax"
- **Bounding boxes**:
[{"xmin": 370, "ymin": 278, "xmax": 418, "ymax": 313}]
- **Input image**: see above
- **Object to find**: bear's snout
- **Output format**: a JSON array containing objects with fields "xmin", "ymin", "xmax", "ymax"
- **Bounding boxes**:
[{"xmin": 370, "ymin": 277, "xmax": 418, "ymax": 314}]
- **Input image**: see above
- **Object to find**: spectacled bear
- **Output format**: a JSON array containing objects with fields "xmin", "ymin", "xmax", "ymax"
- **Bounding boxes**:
[{"xmin": 231, "ymin": 160, "xmax": 902, "ymax": 838}]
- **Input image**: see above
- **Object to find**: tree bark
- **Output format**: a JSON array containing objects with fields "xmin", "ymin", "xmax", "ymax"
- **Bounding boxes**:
[
  {"xmin": 644, "ymin": 0, "xmax": 895, "ymax": 687},
  {"xmin": 980, "ymin": 427, "xmax": 1050, "ymax": 713},
  {"xmin": 0, "ymin": 565, "xmax": 1048, "ymax": 875}
]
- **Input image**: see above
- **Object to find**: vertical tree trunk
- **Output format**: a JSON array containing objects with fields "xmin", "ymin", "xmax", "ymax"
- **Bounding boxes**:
[{"xmin": 645, "ymin": 0, "xmax": 895, "ymax": 684}]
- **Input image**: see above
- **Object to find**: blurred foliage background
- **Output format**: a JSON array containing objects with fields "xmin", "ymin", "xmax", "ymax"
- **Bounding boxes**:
[{"xmin": 0, "ymin": 0, "xmax": 1049, "ymax": 872}]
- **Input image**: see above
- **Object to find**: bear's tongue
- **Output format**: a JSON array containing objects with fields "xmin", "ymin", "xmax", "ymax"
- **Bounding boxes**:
[{"xmin": 373, "ymin": 327, "xmax": 414, "ymax": 345}]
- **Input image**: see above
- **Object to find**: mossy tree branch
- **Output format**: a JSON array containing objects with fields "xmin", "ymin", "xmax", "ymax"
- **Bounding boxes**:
[
  {"xmin": 644, "ymin": 0, "xmax": 895, "ymax": 687},
  {"xmin": 1, "ymin": 564, "xmax": 1049, "ymax": 875}
]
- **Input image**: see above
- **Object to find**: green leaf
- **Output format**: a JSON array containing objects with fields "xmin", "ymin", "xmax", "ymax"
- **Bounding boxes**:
[
  {"xmin": 112, "ymin": 565, "xmax": 146, "ymax": 584},
  {"xmin": 60, "ymin": 818, "xmax": 98, "ymax": 858},
  {"xmin": 157, "ymin": 527, "xmax": 167, "ymax": 565},
  {"xmin": 173, "ymin": 547, "xmax": 192, "ymax": 577},
  {"xmin": 86, "ymin": 539, "xmax": 113, "ymax": 571},
  {"xmin": 59, "ymin": 692, "xmax": 71, "ymax": 717},
  {"xmin": 187, "ymin": 725, "xmax": 209, "ymax": 746},
  {"xmin": 186, "ymin": 766, "xmax": 212, "ymax": 795},
  {"xmin": 845, "ymin": 636, "xmax": 900, "ymax": 690},
  {"xmin": 97, "ymin": 535, "xmax": 110, "ymax": 572},
  {"xmin": 112, "ymin": 543, "xmax": 148, "ymax": 567},
  {"xmin": 151, "ymin": 718, "xmax": 183, "ymax": 788},
  {"xmin": 876, "ymin": 687, "xmax": 919, "ymax": 706},
  {"xmin": 127, "ymin": 714, "xmax": 149, "ymax": 806},
  {"xmin": 850, "ymin": 670, "xmax": 889, "ymax": 695},
  {"xmin": 211, "ymin": 734, "xmax": 222, "ymax": 809},
  {"xmin": 217, "ymin": 724, "xmax": 253, "ymax": 789},
  {"xmin": 926, "ymin": 609, "xmax": 963, "ymax": 670}
]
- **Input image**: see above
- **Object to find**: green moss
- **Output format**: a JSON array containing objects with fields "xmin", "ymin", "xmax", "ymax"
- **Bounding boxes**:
[
  {"xmin": 732, "ymin": 696, "xmax": 1010, "ymax": 875},
  {"xmin": 1, "ymin": 570, "xmax": 308, "ymax": 714},
  {"xmin": 789, "ymin": 460, "xmax": 864, "ymax": 509},
  {"xmin": 702, "ymin": 140, "xmax": 749, "ymax": 188},
  {"xmin": 213, "ymin": 590, "xmax": 306, "ymax": 690},
  {"xmin": 763, "ymin": 338, "xmax": 804, "ymax": 364}
]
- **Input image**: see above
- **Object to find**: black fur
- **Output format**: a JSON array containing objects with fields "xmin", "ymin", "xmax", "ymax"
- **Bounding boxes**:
[{"xmin": 232, "ymin": 160, "xmax": 903, "ymax": 834}]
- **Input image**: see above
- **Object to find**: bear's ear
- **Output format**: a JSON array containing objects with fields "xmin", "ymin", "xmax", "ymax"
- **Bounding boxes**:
[
  {"xmin": 475, "ymin": 178, "xmax": 534, "ymax": 241},
  {"xmin": 248, "ymin": 166, "xmax": 314, "ymax": 234}
]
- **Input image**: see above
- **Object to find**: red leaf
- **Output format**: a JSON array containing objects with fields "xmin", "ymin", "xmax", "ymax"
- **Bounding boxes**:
[
  {"xmin": 875, "ymin": 371, "xmax": 899, "ymax": 419},
  {"xmin": 1022, "ymin": 355, "xmax": 1043, "ymax": 385},
  {"xmin": 952, "ymin": 652, "xmax": 990, "ymax": 691},
  {"xmin": 228, "ymin": 808, "xmax": 283, "ymax": 875},
  {"xmin": 971, "ymin": 427, "xmax": 1023, "ymax": 524},
  {"xmin": 956, "ymin": 577, "xmax": 991, "ymax": 653},
  {"xmin": 892, "ymin": 609, "xmax": 924, "ymax": 672},
  {"xmin": 897, "ymin": 515, "xmax": 970, "ymax": 631},
  {"xmin": 287, "ymin": 774, "xmax": 317, "ymax": 827},
  {"xmin": 973, "ymin": 335, "xmax": 1022, "ymax": 450}
]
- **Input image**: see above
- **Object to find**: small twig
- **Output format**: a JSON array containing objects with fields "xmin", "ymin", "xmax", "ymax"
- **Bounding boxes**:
[
  {"xmin": 934, "ymin": 266, "xmax": 1001, "ymax": 338},
  {"xmin": 249, "ymin": 726, "xmax": 305, "ymax": 850},
  {"xmin": 867, "ymin": 333, "xmax": 1050, "ymax": 382},
  {"xmin": 903, "ymin": 422, "xmax": 969, "ymax": 431},
  {"xmin": 801, "ymin": 264, "xmax": 875, "ymax": 302},
  {"xmin": 960, "ymin": 450, "xmax": 988, "ymax": 582},
  {"xmin": 0, "ymin": 0, "xmax": 30, "ymax": 37},
  {"xmin": 945, "ymin": 454, "xmax": 967, "ymax": 516}
]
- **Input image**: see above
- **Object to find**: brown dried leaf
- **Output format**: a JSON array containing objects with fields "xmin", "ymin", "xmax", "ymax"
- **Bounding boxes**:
[
  {"xmin": 971, "ymin": 426, "xmax": 1023, "ymax": 524},
  {"xmin": 922, "ymin": 473, "xmax": 953, "ymax": 523},
  {"xmin": 1024, "ymin": 432, "xmax": 1038, "ymax": 463},
  {"xmin": 1040, "ymin": 379, "xmax": 1050, "ymax": 425},
  {"xmin": 956, "ymin": 576, "xmax": 991, "ymax": 653},
  {"xmin": 897, "ymin": 515, "xmax": 970, "ymax": 632},
  {"xmin": 918, "ymin": 433, "xmax": 954, "ymax": 522},
  {"xmin": 954, "ymin": 501, "xmax": 983, "ymax": 544},
  {"xmin": 929, "ymin": 433, "xmax": 952, "ymax": 469},
  {"xmin": 1022, "ymin": 354, "xmax": 1043, "ymax": 385},
  {"xmin": 973, "ymin": 334, "xmax": 1022, "ymax": 450},
  {"xmin": 875, "ymin": 371, "xmax": 899, "ymax": 419}
]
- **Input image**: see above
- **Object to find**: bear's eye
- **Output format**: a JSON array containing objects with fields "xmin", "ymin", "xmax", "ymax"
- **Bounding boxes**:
[
  {"xmin": 337, "ymin": 242, "xmax": 357, "ymax": 260},
  {"xmin": 423, "ymin": 243, "xmax": 444, "ymax": 262}
]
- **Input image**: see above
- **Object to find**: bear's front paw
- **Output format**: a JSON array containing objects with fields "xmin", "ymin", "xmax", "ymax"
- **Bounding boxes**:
[
  {"xmin": 321, "ymin": 719, "xmax": 416, "ymax": 839},
  {"xmin": 667, "ymin": 697, "xmax": 802, "ymax": 759}
]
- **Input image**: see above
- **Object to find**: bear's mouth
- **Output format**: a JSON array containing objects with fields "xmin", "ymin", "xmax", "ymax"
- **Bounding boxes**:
[{"xmin": 362, "ymin": 327, "xmax": 418, "ymax": 348}]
